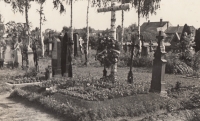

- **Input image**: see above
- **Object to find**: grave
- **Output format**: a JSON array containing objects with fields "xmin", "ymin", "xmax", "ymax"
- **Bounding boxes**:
[
  {"xmin": 14, "ymin": 47, "xmax": 22, "ymax": 67},
  {"xmin": 4, "ymin": 41, "xmax": 13, "ymax": 63},
  {"xmin": 97, "ymin": 0, "xmax": 130, "ymax": 80},
  {"xmin": 27, "ymin": 45, "xmax": 34, "ymax": 68},
  {"xmin": 116, "ymin": 26, "xmax": 122, "ymax": 44},
  {"xmin": 52, "ymin": 37, "xmax": 62, "ymax": 77},
  {"xmin": 61, "ymin": 33, "xmax": 68, "ymax": 76},
  {"xmin": 73, "ymin": 33, "xmax": 80, "ymax": 57},
  {"xmin": 150, "ymin": 31, "xmax": 167, "ymax": 95},
  {"xmin": 79, "ymin": 37, "xmax": 84, "ymax": 54}
]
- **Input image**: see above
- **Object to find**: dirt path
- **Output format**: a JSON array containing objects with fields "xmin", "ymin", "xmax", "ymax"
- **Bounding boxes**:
[
  {"xmin": 0, "ymin": 92, "xmax": 66, "ymax": 121},
  {"xmin": 0, "ymin": 69, "xmax": 66, "ymax": 121}
]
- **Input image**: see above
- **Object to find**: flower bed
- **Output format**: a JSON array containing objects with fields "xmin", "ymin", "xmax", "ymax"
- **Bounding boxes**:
[
  {"xmin": 6, "ymin": 76, "xmax": 45, "ymax": 84},
  {"xmin": 37, "ymin": 77, "xmax": 151, "ymax": 101},
  {"xmin": 10, "ymin": 87, "xmax": 178, "ymax": 121}
]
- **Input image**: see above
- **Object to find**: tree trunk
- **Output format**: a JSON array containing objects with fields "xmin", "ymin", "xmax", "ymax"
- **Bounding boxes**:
[
  {"xmin": 110, "ymin": 0, "xmax": 117, "ymax": 81},
  {"xmin": 85, "ymin": 0, "xmax": 90, "ymax": 66},
  {"xmin": 121, "ymin": 9, "xmax": 124, "ymax": 50},
  {"xmin": 138, "ymin": 0, "xmax": 141, "ymax": 56},
  {"xmin": 70, "ymin": 0, "xmax": 74, "ymax": 57},
  {"xmin": 25, "ymin": 0, "xmax": 29, "ymax": 46},
  {"xmin": 40, "ymin": 4, "xmax": 44, "ymax": 57}
]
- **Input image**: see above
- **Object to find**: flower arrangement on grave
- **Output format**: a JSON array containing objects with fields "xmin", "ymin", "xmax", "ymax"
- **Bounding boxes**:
[{"xmin": 96, "ymin": 37, "xmax": 120, "ymax": 68}]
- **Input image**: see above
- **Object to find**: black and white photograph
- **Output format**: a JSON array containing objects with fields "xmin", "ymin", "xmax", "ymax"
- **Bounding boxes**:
[{"xmin": 0, "ymin": 0, "xmax": 200, "ymax": 120}]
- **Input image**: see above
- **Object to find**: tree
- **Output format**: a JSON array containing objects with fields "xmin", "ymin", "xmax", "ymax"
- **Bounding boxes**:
[
  {"xmin": 195, "ymin": 28, "xmax": 200, "ymax": 52},
  {"xmin": 35, "ymin": 0, "xmax": 46, "ymax": 57},
  {"xmin": 85, "ymin": 0, "xmax": 90, "ymax": 66},
  {"xmin": 53, "ymin": 0, "xmax": 74, "ymax": 55},
  {"xmin": 4, "ymin": 0, "xmax": 33, "ymax": 45},
  {"xmin": 180, "ymin": 24, "xmax": 193, "ymax": 52}
]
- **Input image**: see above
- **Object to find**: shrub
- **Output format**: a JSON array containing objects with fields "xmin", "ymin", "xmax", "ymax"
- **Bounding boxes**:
[
  {"xmin": 165, "ymin": 52, "xmax": 193, "ymax": 74},
  {"xmin": 130, "ymin": 56, "xmax": 153, "ymax": 68},
  {"xmin": 192, "ymin": 51, "xmax": 200, "ymax": 74},
  {"xmin": 180, "ymin": 50, "xmax": 194, "ymax": 67}
]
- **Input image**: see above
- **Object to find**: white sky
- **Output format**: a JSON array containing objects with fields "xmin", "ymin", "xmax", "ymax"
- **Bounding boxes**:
[{"xmin": 0, "ymin": 0, "xmax": 200, "ymax": 32}]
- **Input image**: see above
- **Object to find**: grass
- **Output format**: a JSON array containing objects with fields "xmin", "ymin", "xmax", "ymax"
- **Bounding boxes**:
[{"xmin": 3, "ymin": 55, "xmax": 200, "ymax": 120}]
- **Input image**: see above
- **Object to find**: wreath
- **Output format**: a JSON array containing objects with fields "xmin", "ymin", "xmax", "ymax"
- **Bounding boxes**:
[{"xmin": 96, "ymin": 37, "xmax": 120, "ymax": 68}]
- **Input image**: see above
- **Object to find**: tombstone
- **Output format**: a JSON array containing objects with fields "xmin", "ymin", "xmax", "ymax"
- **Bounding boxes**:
[
  {"xmin": 48, "ymin": 39, "xmax": 53, "ymax": 56},
  {"xmin": 52, "ymin": 37, "xmax": 62, "ymax": 77},
  {"xmin": 141, "ymin": 36, "xmax": 148, "ymax": 56},
  {"xmin": 79, "ymin": 37, "xmax": 84, "ymax": 54},
  {"xmin": 61, "ymin": 33, "xmax": 67, "ymax": 76},
  {"xmin": 27, "ymin": 45, "xmax": 34, "ymax": 68},
  {"xmin": 116, "ymin": 26, "xmax": 122, "ymax": 42},
  {"xmin": 4, "ymin": 44, "xmax": 13, "ymax": 63},
  {"xmin": 150, "ymin": 31, "xmax": 167, "ymax": 95},
  {"xmin": 0, "ymin": 46, "xmax": 3, "ymax": 59},
  {"xmin": 14, "ymin": 48, "xmax": 22, "ymax": 67},
  {"xmin": 73, "ymin": 33, "xmax": 79, "ymax": 57}
]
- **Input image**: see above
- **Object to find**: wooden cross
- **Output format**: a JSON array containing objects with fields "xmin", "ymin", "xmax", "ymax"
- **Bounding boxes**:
[{"xmin": 97, "ymin": 0, "xmax": 130, "ymax": 40}]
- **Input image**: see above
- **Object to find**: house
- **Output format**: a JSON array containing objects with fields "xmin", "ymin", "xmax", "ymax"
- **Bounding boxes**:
[
  {"xmin": 165, "ymin": 25, "xmax": 196, "ymax": 42},
  {"xmin": 141, "ymin": 19, "xmax": 172, "ymax": 35}
]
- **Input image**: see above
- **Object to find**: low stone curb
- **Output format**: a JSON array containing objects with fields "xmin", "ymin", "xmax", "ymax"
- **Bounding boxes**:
[{"xmin": 5, "ymin": 82, "xmax": 41, "ymax": 87}]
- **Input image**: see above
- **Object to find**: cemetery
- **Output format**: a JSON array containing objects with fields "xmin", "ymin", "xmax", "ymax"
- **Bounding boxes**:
[{"xmin": 1, "ymin": 0, "xmax": 200, "ymax": 121}]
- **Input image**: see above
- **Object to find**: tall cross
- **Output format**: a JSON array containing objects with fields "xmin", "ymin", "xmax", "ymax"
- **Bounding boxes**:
[
  {"xmin": 156, "ymin": 31, "xmax": 164, "ymax": 48},
  {"xmin": 97, "ymin": 0, "xmax": 130, "ymax": 40}
]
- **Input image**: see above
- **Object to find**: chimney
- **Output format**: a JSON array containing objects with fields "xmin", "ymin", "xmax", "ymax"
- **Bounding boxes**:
[
  {"xmin": 160, "ymin": 18, "xmax": 163, "ymax": 26},
  {"xmin": 148, "ymin": 20, "xmax": 150, "ymax": 24},
  {"xmin": 177, "ymin": 24, "xmax": 179, "ymax": 32}
]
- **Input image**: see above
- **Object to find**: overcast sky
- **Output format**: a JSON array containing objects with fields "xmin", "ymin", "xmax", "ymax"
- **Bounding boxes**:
[{"xmin": 0, "ymin": 0, "xmax": 200, "ymax": 32}]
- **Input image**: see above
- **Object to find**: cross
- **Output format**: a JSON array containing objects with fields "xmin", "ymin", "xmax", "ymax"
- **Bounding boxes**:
[
  {"xmin": 97, "ymin": 0, "xmax": 130, "ymax": 40},
  {"xmin": 156, "ymin": 31, "xmax": 164, "ymax": 47}
]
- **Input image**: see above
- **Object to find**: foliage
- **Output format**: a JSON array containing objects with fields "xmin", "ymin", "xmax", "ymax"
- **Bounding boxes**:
[
  {"xmin": 191, "ymin": 51, "xmax": 200, "ymax": 76},
  {"xmin": 165, "ymin": 52, "xmax": 193, "ymax": 74},
  {"xmin": 180, "ymin": 50, "xmax": 194, "ymax": 67},
  {"xmin": 179, "ymin": 24, "xmax": 195, "ymax": 53},
  {"xmin": 96, "ymin": 37, "xmax": 120, "ymax": 68},
  {"xmin": 10, "ymin": 87, "xmax": 179, "ymax": 121},
  {"xmin": 131, "ymin": 56, "xmax": 153, "ymax": 68},
  {"xmin": 194, "ymin": 28, "xmax": 200, "ymax": 52}
]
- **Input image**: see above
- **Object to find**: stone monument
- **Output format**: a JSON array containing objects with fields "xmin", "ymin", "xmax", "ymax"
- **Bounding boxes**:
[
  {"xmin": 150, "ymin": 31, "xmax": 167, "ymax": 95},
  {"xmin": 52, "ymin": 37, "xmax": 62, "ymax": 77}
]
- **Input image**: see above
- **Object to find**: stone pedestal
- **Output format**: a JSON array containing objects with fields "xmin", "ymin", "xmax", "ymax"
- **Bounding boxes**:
[
  {"xmin": 52, "ymin": 38, "xmax": 62, "ymax": 77},
  {"xmin": 150, "ymin": 31, "xmax": 167, "ymax": 94}
]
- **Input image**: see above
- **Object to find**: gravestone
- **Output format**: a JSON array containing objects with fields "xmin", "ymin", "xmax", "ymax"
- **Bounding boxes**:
[
  {"xmin": 4, "ymin": 44, "xmax": 13, "ymax": 63},
  {"xmin": 61, "ymin": 33, "xmax": 68, "ymax": 76},
  {"xmin": 141, "ymin": 37, "xmax": 148, "ymax": 56},
  {"xmin": 150, "ymin": 31, "xmax": 167, "ymax": 95},
  {"xmin": 27, "ymin": 45, "xmax": 34, "ymax": 68},
  {"xmin": 79, "ymin": 37, "xmax": 84, "ymax": 54},
  {"xmin": 0, "ymin": 46, "xmax": 3, "ymax": 59},
  {"xmin": 73, "ymin": 33, "xmax": 79, "ymax": 57},
  {"xmin": 116, "ymin": 26, "xmax": 122, "ymax": 42},
  {"xmin": 52, "ymin": 37, "xmax": 62, "ymax": 77},
  {"xmin": 14, "ymin": 48, "xmax": 22, "ymax": 67}
]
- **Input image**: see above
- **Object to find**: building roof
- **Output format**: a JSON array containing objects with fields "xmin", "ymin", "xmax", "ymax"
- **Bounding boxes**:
[
  {"xmin": 140, "ymin": 21, "xmax": 169, "ymax": 32},
  {"xmin": 165, "ymin": 26, "xmax": 196, "ymax": 34}
]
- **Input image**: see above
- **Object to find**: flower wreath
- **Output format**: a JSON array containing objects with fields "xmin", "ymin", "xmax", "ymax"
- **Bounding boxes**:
[{"xmin": 96, "ymin": 37, "xmax": 120, "ymax": 68}]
